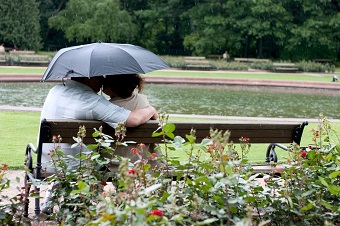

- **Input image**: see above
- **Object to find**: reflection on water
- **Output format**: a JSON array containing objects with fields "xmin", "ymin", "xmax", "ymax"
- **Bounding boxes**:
[{"xmin": 0, "ymin": 82, "xmax": 339, "ymax": 119}]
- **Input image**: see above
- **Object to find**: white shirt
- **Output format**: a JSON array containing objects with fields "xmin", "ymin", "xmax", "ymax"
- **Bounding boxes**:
[
  {"xmin": 40, "ymin": 80, "xmax": 131, "ymax": 127},
  {"xmin": 40, "ymin": 79, "xmax": 131, "ymax": 174}
]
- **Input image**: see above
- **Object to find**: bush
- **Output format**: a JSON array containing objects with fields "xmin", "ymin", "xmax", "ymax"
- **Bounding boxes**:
[
  {"xmin": 2, "ymin": 114, "xmax": 339, "ymax": 225},
  {"xmin": 0, "ymin": 164, "xmax": 28, "ymax": 225}
]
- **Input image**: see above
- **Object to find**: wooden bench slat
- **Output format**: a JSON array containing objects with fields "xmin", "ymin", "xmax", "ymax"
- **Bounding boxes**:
[{"xmin": 44, "ymin": 120, "xmax": 306, "ymax": 144}]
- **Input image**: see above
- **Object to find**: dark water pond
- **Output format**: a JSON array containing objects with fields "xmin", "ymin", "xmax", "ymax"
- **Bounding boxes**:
[{"xmin": 0, "ymin": 82, "xmax": 339, "ymax": 119}]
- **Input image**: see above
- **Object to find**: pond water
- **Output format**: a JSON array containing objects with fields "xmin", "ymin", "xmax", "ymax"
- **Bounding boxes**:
[{"xmin": 0, "ymin": 82, "xmax": 339, "ymax": 119}]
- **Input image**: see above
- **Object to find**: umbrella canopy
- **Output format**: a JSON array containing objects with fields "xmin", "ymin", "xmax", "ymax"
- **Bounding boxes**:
[{"xmin": 42, "ymin": 42, "xmax": 169, "ymax": 81}]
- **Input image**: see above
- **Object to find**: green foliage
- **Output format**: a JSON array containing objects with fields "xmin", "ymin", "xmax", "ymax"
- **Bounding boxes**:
[
  {"xmin": 0, "ymin": 0, "xmax": 42, "ymax": 50},
  {"xmin": 7, "ymin": 114, "xmax": 335, "ymax": 225},
  {"xmin": 0, "ymin": 164, "xmax": 28, "ymax": 225},
  {"xmin": 48, "ymin": 0, "xmax": 137, "ymax": 43}
]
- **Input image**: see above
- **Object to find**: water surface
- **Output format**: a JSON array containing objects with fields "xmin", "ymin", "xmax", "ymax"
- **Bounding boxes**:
[{"xmin": 0, "ymin": 82, "xmax": 339, "ymax": 119}]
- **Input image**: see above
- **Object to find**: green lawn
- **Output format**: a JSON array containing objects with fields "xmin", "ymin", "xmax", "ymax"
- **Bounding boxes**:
[
  {"xmin": 0, "ymin": 66, "xmax": 336, "ymax": 83},
  {"xmin": 1, "ymin": 110, "xmax": 338, "ymax": 169}
]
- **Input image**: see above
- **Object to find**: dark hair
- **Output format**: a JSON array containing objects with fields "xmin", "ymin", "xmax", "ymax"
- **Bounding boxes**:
[{"xmin": 104, "ymin": 74, "xmax": 144, "ymax": 98}]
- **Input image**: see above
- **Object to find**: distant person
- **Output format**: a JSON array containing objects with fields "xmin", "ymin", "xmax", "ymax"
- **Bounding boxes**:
[
  {"xmin": 0, "ymin": 44, "xmax": 5, "ymax": 53},
  {"xmin": 102, "ymin": 74, "xmax": 162, "ymax": 171},
  {"xmin": 223, "ymin": 50, "xmax": 230, "ymax": 62}
]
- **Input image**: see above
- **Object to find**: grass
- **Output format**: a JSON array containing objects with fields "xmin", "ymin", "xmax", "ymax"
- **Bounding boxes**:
[
  {"xmin": 0, "ymin": 66, "xmax": 336, "ymax": 83},
  {"xmin": 148, "ymin": 70, "xmax": 335, "ymax": 82},
  {"xmin": 1, "ymin": 110, "xmax": 339, "ymax": 169}
]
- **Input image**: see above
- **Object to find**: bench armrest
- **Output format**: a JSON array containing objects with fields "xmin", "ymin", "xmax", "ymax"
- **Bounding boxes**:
[
  {"xmin": 265, "ymin": 143, "xmax": 290, "ymax": 164},
  {"xmin": 25, "ymin": 143, "xmax": 37, "ymax": 173}
]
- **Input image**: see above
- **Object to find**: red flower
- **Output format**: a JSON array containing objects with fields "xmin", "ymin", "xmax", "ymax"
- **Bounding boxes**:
[
  {"xmin": 243, "ymin": 137, "xmax": 249, "ymax": 142},
  {"xmin": 130, "ymin": 148, "xmax": 139, "ymax": 155},
  {"xmin": 149, "ymin": 153, "xmax": 158, "ymax": 160},
  {"xmin": 100, "ymin": 181, "xmax": 107, "ymax": 186},
  {"xmin": 128, "ymin": 168, "xmax": 135, "ymax": 174},
  {"xmin": 149, "ymin": 209, "xmax": 164, "ymax": 216},
  {"xmin": 301, "ymin": 151, "xmax": 307, "ymax": 158},
  {"xmin": 1, "ymin": 163, "xmax": 8, "ymax": 170}
]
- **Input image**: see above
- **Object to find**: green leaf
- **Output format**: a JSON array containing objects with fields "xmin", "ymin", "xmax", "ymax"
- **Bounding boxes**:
[
  {"xmin": 195, "ymin": 176, "xmax": 209, "ymax": 183},
  {"xmin": 163, "ymin": 123, "xmax": 175, "ymax": 133},
  {"xmin": 144, "ymin": 183, "xmax": 162, "ymax": 194},
  {"xmin": 329, "ymin": 171, "xmax": 340, "ymax": 179},
  {"xmin": 173, "ymin": 136, "xmax": 185, "ymax": 148},
  {"xmin": 92, "ymin": 130, "xmax": 101, "ymax": 138},
  {"xmin": 302, "ymin": 189, "xmax": 315, "ymax": 197},
  {"xmin": 319, "ymin": 176, "xmax": 329, "ymax": 188},
  {"xmin": 152, "ymin": 132, "xmax": 164, "ymax": 137},
  {"xmin": 142, "ymin": 164, "xmax": 151, "ymax": 172},
  {"xmin": 301, "ymin": 202, "xmax": 314, "ymax": 211},
  {"xmin": 328, "ymin": 185, "xmax": 340, "ymax": 195},
  {"xmin": 197, "ymin": 218, "xmax": 219, "ymax": 225},
  {"xmin": 86, "ymin": 144, "xmax": 99, "ymax": 150},
  {"xmin": 78, "ymin": 181, "xmax": 87, "ymax": 190},
  {"xmin": 245, "ymin": 196, "xmax": 256, "ymax": 202},
  {"xmin": 186, "ymin": 134, "xmax": 196, "ymax": 143}
]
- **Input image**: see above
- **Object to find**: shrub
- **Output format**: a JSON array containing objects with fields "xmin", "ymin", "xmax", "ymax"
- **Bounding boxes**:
[
  {"xmin": 5, "ymin": 113, "xmax": 339, "ymax": 225},
  {"xmin": 0, "ymin": 163, "xmax": 28, "ymax": 225}
]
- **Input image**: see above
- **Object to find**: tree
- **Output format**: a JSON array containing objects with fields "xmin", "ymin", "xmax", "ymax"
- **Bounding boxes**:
[
  {"xmin": 0, "ymin": 0, "xmax": 42, "ymax": 50},
  {"xmin": 38, "ymin": 0, "xmax": 69, "ymax": 50},
  {"xmin": 183, "ymin": 0, "xmax": 253, "ymax": 56},
  {"xmin": 48, "ymin": 0, "xmax": 137, "ymax": 44},
  {"xmin": 282, "ymin": 0, "xmax": 340, "ymax": 61}
]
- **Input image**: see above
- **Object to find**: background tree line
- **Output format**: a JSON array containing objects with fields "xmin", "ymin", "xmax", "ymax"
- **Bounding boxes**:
[{"xmin": 1, "ymin": 0, "xmax": 340, "ymax": 62}]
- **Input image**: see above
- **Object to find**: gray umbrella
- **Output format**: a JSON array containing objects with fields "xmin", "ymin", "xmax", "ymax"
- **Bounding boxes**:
[{"xmin": 42, "ymin": 42, "xmax": 169, "ymax": 81}]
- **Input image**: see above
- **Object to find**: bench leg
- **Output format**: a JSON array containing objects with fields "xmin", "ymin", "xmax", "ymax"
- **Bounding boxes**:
[{"xmin": 24, "ymin": 145, "xmax": 34, "ymax": 218}]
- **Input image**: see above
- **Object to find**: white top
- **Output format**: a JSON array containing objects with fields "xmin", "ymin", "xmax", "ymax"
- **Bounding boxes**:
[
  {"xmin": 40, "ymin": 80, "xmax": 131, "ymax": 174},
  {"xmin": 40, "ymin": 80, "xmax": 131, "ymax": 127}
]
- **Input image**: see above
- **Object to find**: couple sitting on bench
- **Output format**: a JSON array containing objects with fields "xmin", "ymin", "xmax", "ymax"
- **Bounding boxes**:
[{"xmin": 40, "ymin": 74, "xmax": 162, "ymax": 215}]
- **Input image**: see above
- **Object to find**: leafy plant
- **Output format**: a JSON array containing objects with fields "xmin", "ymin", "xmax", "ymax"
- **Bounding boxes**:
[
  {"xmin": 21, "ymin": 113, "xmax": 340, "ymax": 225},
  {"xmin": 0, "ymin": 163, "xmax": 28, "ymax": 225}
]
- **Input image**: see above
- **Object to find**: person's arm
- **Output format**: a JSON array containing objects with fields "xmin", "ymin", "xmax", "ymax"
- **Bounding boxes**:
[{"xmin": 125, "ymin": 106, "xmax": 157, "ymax": 127}]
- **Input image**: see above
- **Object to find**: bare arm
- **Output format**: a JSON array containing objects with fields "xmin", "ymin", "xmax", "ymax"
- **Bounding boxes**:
[{"xmin": 125, "ymin": 106, "xmax": 158, "ymax": 127}]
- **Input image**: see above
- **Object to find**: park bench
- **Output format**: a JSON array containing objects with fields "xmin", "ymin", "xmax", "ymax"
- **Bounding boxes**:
[
  {"xmin": 18, "ymin": 54, "xmax": 50, "ymax": 66},
  {"xmin": 272, "ymin": 63, "xmax": 299, "ymax": 73},
  {"xmin": 24, "ymin": 119, "xmax": 308, "ymax": 217},
  {"xmin": 184, "ymin": 56, "xmax": 212, "ymax": 70},
  {"xmin": 234, "ymin": 58, "xmax": 270, "ymax": 63},
  {"xmin": 9, "ymin": 50, "xmax": 36, "ymax": 55},
  {"xmin": 313, "ymin": 59, "xmax": 332, "ymax": 64},
  {"xmin": 206, "ymin": 54, "xmax": 223, "ymax": 60}
]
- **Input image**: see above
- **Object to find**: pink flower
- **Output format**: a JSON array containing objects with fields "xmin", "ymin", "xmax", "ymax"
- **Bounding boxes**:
[
  {"xmin": 243, "ymin": 137, "xmax": 249, "ymax": 142},
  {"xmin": 130, "ymin": 148, "xmax": 139, "ymax": 155},
  {"xmin": 301, "ymin": 151, "xmax": 307, "ymax": 158},
  {"xmin": 149, "ymin": 209, "xmax": 164, "ymax": 216}
]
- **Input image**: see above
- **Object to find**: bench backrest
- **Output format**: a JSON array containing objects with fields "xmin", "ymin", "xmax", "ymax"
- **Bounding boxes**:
[{"xmin": 38, "ymin": 119, "xmax": 308, "ymax": 145}]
